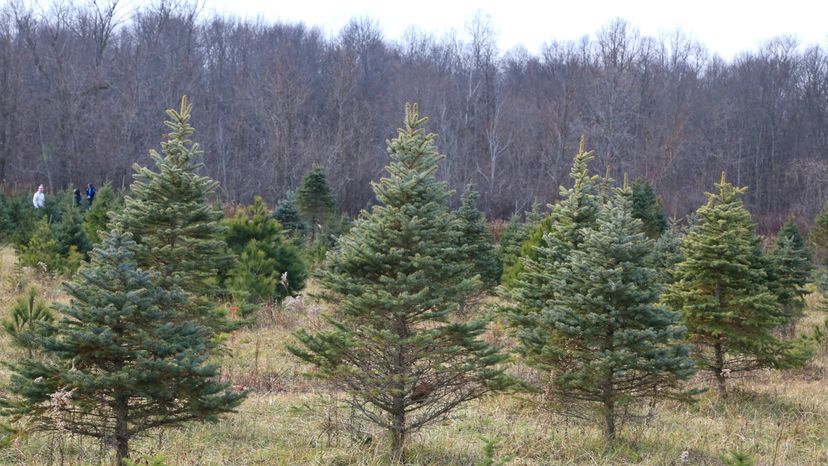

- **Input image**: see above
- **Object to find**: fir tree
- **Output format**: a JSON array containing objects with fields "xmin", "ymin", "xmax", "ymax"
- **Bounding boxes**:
[
  {"xmin": 811, "ymin": 200, "xmax": 828, "ymax": 262},
  {"xmin": 456, "ymin": 183, "xmax": 502, "ymax": 288},
  {"xmin": 663, "ymin": 174, "xmax": 811, "ymax": 397},
  {"xmin": 0, "ymin": 231, "xmax": 244, "ymax": 463},
  {"xmin": 272, "ymin": 190, "xmax": 307, "ymax": 242},
  {"xmin": 82, "ymin": 182, "xmax": 123, "ymax": 245},
  {"xmin": 519, "ymin": 184, "xmax": 693, "ymax": 441},
  {"xmin": 499, "ymin": 201, "xmax": 545, "ymax": 286},
  {"xmin": 496, "ymin": 213, "xmax": 528, "ymax": 280},
  {"xmin": 768, "ymin": 219, "xmax": 812, "ymax": 335},
  {"xmin": 290, "ymin": 104, "xmax": 514, "ymax": 462},
  {"xmin": 15, "ymin": 218, "xmax": 63, "ymax": 275},
  {"xmin": 505, "ymin": 139, "xmax": 601, "ymax": 326},
  {"xmin": 111, "ymin": 96, "xmax": 231, "ymax": 331},
  {"xmin": 630, "ymin": 179, "xmax": 668, "ymax": 238},
  {"xmin": 649, "ymin": 217, "xmax": 684, "ymax": 286},
  {"xmin": 296, "ymin": 164, "xmax": 336, "ymax": 244},
  {"xmin": 223, "ymin": 196, "xmax": 306, "ymax": 304}
]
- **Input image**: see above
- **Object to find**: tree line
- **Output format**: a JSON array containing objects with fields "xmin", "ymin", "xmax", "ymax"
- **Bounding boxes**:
[{"xmin": 1, "ymin": 2, "xmax": 827, "ymax": 230}]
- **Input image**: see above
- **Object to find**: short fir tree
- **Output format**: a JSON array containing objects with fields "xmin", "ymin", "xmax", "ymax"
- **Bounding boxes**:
[
  {"xmin": 296, "ymin": 164, "xmax": 336, "ymax": 244},
  {"xmin": 630, "ymin": 179, "xmax": 668, "ymax": 238},
  {"xmin": 223, "ymin": 196, "xmax": 306, "ymax": 304},
  {"xmin": 111, "ymin": 96, "xmax": 231, "ymax": 331},
  {"xmin": 290, "ymin": 104, "xmax": 514, "ymax": 462},
  {"xmin": 664, "ymin": 174, "xmax": 811, "ymax": 398},
  {"xmin": 0, "ymin": 231, "xmax": 244, "ymax": 463},
  {"xmin": 767, "ymin": 219, "xmax": 812, "ymax": 334},
  {"xmin": 456, "ymin": 183, "xmax": 502, "ymax": 288},
  {"xmin": 514, "ymin": 182, "xmax": 693, "ymax": 441},
  {"xmin": 272, "ymin": 190, "xmax": 308, "ymax": 242},
  {"xmin": 811, "ymin": 200, "xmax": 828, "ymax": 262},
  {"xmin": 82, "ymin": 182, "xmax": 123, "ymax": 245}
]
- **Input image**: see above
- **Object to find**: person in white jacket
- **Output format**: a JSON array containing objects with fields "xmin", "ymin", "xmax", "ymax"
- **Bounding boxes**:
[{"xmin": 32, "ymin": 184, "xmax": 45, "ymax": 209}]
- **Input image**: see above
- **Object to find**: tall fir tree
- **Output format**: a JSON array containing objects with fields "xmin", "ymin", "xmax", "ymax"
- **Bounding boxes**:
[
  {"xmin": 630, "ymin": 179, "xmax": 668, "ymax": 238},
  {"xmin": 456, "ymin": 183, "xmax": 502, "ymax": 288},
  {"xmin": 0, "ymin": 231, "xmax": 244, "ymax": 463},
  {"xmin": 767, "ymin": 219, "xmax": 812, "ymax": 334},
  {"xmin": 504, "ymin": 139, "xmax": 602, "ymax": 326},
  {"xmin": 519, "ymin": 183, "xmax": 693, "ymax": 441},
  {"xmin": 296, "ymin": 164, "xmax": 336, "ymax": 244},
  {"xmin": 664, "ymin": 174, "xmax": 811, "ymax": 397},
  {"xmin": 290, "ymin": 104, "xmax": 514, "ymax": 462},
  {"xmin": 111, "ymin": 96, "xmax": 231, "ymax": 331},
  {"xmin": 223, "ymin": 196, "xmax": 306, "ymax": 304}
]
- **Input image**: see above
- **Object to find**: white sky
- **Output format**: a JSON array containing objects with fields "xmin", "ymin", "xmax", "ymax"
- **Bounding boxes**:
[{"xmin": 203, "ymin": 0, "xmax": 827, "ymax": 60}]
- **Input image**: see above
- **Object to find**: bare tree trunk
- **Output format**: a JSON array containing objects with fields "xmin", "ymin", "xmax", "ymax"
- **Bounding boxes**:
[
  {"xmin": 713, "ymin": 341, "xmax": 727, "ymax": 399},
  {"xmin": 115, "ymin": 393, "xmax": 129, "ymax": 464}
]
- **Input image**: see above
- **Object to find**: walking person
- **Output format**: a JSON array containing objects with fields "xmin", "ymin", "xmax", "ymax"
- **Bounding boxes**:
[
  {"xmin": 32, "ymin": 184, "xmax": 45, "ymax": 209},
  {"xmin": 86, "ymin": 183, "xmax": 96, "ymax": 206},
  {"xmin": 74, "ymin": 188, "xmax": 82, "ymax": 207}
]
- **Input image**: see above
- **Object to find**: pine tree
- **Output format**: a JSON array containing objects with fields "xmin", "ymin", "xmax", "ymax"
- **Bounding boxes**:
[
  {"xmin": 630, "ymin": 179, "xmax": 668, "ymax": 238},
  {"xmin": 296, "ymin": 164, "xmax": 336, "ymax": 244},
  {"xmin": 111, "ymin": 96, "xmax": 231, "ymax": 331},
  {"xmin": 290, "ymin": 104, "xmax": 514, "ymax": 462},
  {"xmin": 0, "ymin": 231, "xmax": 244, "ymax": 463},
  {"xmin": 519, "ymin": 184, "xmax": 693, "ymax": 441},
  {"xmin": 223, "ymin": 196, "xmax": 306, "ymax": 304},
  {"xmin": 272, "ymin": 190, "xmax": 307, "ymax": 242},
  {"xmin": 456, "ymin": 183, "xmax": 502, "ymax": 288},
  {"xmin": 768, "ymin": 219, "xmax": 812, "ymax": 335},
  {"xmin": 663, "ymin": 174, "xmax": 811, "ymax": 398}
]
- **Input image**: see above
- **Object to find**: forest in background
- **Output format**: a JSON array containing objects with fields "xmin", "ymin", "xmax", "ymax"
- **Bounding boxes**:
[{"xmin": 1, "ymin": 1, "xmax": 827, "ymax": 230}]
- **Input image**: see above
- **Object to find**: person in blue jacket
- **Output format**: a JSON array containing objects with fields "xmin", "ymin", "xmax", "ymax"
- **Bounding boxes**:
[{"xmin": 86, "ymin": 183, "xmax": 96, "ymax": 206}]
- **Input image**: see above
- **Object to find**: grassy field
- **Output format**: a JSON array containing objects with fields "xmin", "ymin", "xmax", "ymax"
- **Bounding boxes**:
[{"xmin": 0, "ymin": 247, "xmax": 826, "ymax": 465}]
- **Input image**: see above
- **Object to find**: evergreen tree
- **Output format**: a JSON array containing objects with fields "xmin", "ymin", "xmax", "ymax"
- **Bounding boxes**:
[
  {"xmin": 504, "ymin": 140, "xmax": 601, "ymax": 326},
  {"xmin": 496, "ymin": 213, "xmax": 528, "ymax": 280},
  {"xmin": 15, "ymin": 218, "xmax": 63, "ymax": 275},
  {"xmin": 649, "ymin": 217, "xmax": 684, "ymax": 286},
  {"xmin": 2, "ymin": 288, "xmax": 52, "ymax": 358},
  {"xmin": 0, "ymin": 231, "xmax": 244, "ymax": 463},
  {"xmin": 223, "ymin": 196, "xmax": 306, "ymax": 304},
  {"xmin": 811, "ymin": 200, "xmax": 828, "ymax": 262},
  {"xmin": 519, "ymin": 184, "xmax": 693, "ymax": 441},
  {"xmin": 630, "ymin": 179, "xmax": 668, "ymax": 238},
  {"xmin": 457, "ymin": 183, "xmax": 501, "ymax": 288},
  {"xmin": 82, "ymin": 182, "xmax": 123, "ymax": 245},
  {"xmin": 501, "ymin": 140, "xmax": 600, "ymax": 289},
  {"xmin": 768, "ymin": 219, "xmax": 812, "ymax": 334},
  {"xmin": 290, "ymin": 104, "xmax": 514, "ymax": 462},
  {"xmin": 272, "ymin": 190, "xmax": 307, "ymax": 242},
  {"xmin": 664, "ymin": 174, "xmax": 811, "ymax": 398},
  {"xmin": 111, "ymin": 96, "xmax": 231, "ymax": 331},
  {"xmin": 296, "ymin": 164, "xmax": 336, "ymax": 244}
]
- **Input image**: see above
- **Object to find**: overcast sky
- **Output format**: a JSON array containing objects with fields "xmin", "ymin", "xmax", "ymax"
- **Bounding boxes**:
[{"xmin": 200, "ymin": 0, "xmax": 825, "ymax": 60}]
